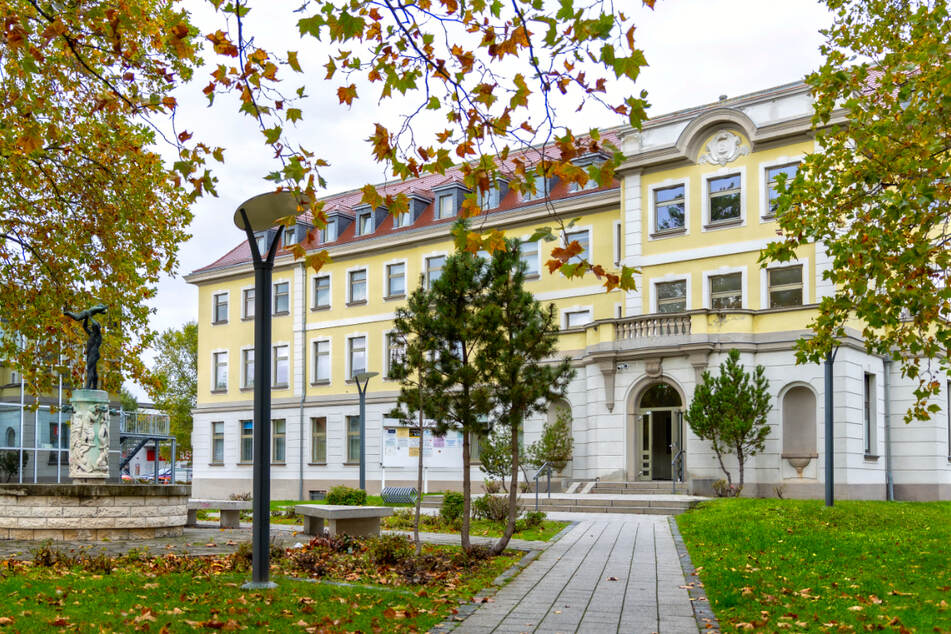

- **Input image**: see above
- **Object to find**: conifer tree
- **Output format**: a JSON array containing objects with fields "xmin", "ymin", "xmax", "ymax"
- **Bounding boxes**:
[
  {"xmin": 387, "ymin": 279, "xmax": 440, "ymax": 555},
  {"xmin": 482, "ymin": 239, "xmax": 574, "ymax": 555},
  {"xmin": 685, "ymin": 349, "xmax": 772, "ymax": 494}
]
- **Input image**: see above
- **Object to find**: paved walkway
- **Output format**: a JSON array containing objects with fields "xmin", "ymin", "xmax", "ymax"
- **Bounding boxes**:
[{"xmin": 453, "ymin": 515, "xmax": 698, "ymax": 634}]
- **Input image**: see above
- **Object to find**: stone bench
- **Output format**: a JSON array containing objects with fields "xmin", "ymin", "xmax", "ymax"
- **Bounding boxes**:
[
  {"xmin": 295, "ymin": 504, "xmax": 393, "ymax": 537},
  {"xmin": 186, "ymin": 499, "xmax": 252, "ymax": 529}
]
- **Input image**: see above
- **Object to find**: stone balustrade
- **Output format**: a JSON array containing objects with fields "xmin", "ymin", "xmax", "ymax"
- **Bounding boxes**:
[{"xmin": 615, "ymin": 314, "xmax": 692, "ymax": 340}]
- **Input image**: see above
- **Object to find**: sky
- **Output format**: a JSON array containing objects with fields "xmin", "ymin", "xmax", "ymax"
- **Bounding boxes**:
[{"xmin": 131, "ymin": 0, "xmax": 832, "ymax": 396}]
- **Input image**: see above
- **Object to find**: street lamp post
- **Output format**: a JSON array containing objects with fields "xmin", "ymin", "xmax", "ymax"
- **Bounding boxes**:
[
  {"xmin": 353, "ymin": 371, "xmax": 378, "ymax": 491},
  {"xmin": 233, "ymin": 192, "xmax": 300, "ymax": 589},
  {"xmin": 824, "ymin": 347, "xmax": 839, "ymax": 507}
]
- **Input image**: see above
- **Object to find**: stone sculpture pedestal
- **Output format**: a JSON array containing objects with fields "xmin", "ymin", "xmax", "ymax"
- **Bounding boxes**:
[{"xmin": 68, "ymin": 389, "xmax": 110, "ymax": 482}]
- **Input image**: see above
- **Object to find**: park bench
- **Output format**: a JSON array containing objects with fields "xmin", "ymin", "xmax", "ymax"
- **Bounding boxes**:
[
  {"xmin": 295, "ymin": 504, "xmax": 393, "ymax": 537},
  {"xmin": 186, "ymin": 499, "xmax": 252, "ymax": 529}
]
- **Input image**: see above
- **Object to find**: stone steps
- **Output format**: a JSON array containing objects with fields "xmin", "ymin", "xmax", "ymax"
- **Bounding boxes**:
[{"xmin": 421, "ymin": 493, "xmax": 702, "ymax": 516}]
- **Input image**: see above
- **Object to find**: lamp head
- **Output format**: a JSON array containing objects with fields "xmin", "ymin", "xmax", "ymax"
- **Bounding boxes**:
[
  {"xmin": 233, "ymin": 191, "xmax": 308, "ymax": 232},
  {"xmin": 354, "ymin": 371, "xmax": 379, "ymax": 383}
]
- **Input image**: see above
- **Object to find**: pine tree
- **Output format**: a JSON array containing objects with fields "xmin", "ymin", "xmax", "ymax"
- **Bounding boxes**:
[
  {"xmin": 685, "ymin": 349, "xmax": 772, "ymax": 494},
  {"xmin": 387, "ymin": 279, "xmax": 441, "ymax": 555},
  {"xmin": 527, "ymin": 405, "xmax": 574, "ymax": 474},
  {"xmin": 482, "ymin": 239, "xmax": 574, "ymax": 555}
]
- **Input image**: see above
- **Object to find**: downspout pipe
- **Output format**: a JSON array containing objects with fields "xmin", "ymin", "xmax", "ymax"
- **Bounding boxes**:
[
  {"xmin": 298, "ymin": 261, "xmax": 307, "ymax": 501},
  {"xmin": 882, "ymin": 357, "xmax": 894, "ymax": 501}
]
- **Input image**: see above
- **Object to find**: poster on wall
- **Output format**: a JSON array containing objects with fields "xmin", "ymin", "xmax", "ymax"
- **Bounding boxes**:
[{"xmin": 380, "ymin": 418, "xmax": 463, "ymax": 469}]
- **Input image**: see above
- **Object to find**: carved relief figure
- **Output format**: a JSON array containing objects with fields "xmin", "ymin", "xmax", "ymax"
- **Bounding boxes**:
[{"xmin": 697, "ymin": 130, "xmax": 750, "ymax": 166}]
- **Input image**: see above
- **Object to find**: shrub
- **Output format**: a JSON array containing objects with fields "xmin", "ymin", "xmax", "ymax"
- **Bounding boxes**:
[
  {"xmin": 231, "ymin": 542, "xmax": 253, "ymax": 571},
  {"xmin": 326, "ymin": 485, "xmax": 367, "ymax": 506},
  {"xmin": 712, "ymin": 479, "xmax": 741, "ymax": 498},
  {"xmin": 518, "ymin": 480, "xmax": 532, "ymax": 493},
  {"xmin": 387, "ymin": 508, "xmax": 416, "ymax": 530},
  {"xmin": 522, "ymin": 511, "xmax": 545, "ymax": 529},
  {"xmin": 229, "ymin": 491, "xmax": 252, "ymax": 501},
  {"xmin": 526, "ymin": 405, "xmax": 574, "ymax": 473},
  {"xmin": 483, "ymin": 479, "xmax": 502, "ymax": 494},
  {"xmin": 368, "ymin": 534, "xmax": 413, "ymax": 566},
  {"xmin": 472, "ymin": 494, "xmax": 508, "ymax": 522},
  {"xmin": 440, "ymin": 491, "xmax": 465, "ymax": 522}
]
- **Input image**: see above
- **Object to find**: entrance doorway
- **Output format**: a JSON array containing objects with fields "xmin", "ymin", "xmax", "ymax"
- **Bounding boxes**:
[{"xmin": 634, "ymin": 383, "xmax": 683, "ymax": 481}]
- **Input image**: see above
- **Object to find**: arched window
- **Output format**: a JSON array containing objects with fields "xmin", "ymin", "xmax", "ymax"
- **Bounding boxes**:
[
  {"xmin": 4, "ymin": 427, "xmax": 15, "ymax": 448},
  {"xmin": 639, "ymin": 383, "xmax": 682, "ymax": 409},
  {"xmin": 782, "ymin": 386, "xmax": 817, "ymax": 457}
]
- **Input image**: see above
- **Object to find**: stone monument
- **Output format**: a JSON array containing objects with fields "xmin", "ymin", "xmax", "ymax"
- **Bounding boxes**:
[{"xmin": 63, "ymin": 305, "xmax": 110, "ymax": 482}]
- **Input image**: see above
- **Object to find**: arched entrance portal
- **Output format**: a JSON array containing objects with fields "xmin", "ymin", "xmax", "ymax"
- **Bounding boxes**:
[{"xmin": 632, "ymin": 383, "xmax": 683, "ymax": 481}]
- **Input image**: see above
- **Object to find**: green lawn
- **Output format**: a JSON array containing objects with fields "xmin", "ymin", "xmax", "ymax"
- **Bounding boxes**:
[
  {"xmin": 677, "ymin": 498, "xmax": 951, "ymax": 632},
  {"xmin": 0, "ymin": 540, "xmax": 518, "ymax": 632}
]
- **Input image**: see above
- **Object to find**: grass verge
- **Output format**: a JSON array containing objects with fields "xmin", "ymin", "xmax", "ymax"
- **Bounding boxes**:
[{"xmin": 676, "ymin": 498, "xmax": 951, "ymax": 632}]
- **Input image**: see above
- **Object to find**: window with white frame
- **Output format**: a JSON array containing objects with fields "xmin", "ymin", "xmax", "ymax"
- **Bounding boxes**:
[
  {"xmin": 864, "ymin": 373, "xmax": 876, "ymax": 456},
  {"xmin": 564, "ymin": 309, "xmax": 592, "ymax": 328},
  {"xmin": 211, "ymin": 422, "xmax": 224, "ymax": 464},
  {"xmin": 653, "ymin": 185, "xmax": 686, "ymax": 232},
  {"xmin": 348, "ymin": 269, "xmax": 367, "ymax": 303},
  {"xmin": 283, "ymin": 227, "xmax": 299, "ymax": 247},
  {"xmin": 436, "ymin": 194, "xmax": 456, "ymax": 219},
  {"xmin": 656, "ymin": 280, "xmax": 687, "ymax": 313},
  {"xmin": 348, "ymin": 336, "xmax": 367, "ymax": 378},
  {"xmin": 240, "ymin": 420, "xmax": 253, "ymax": 462},
  {"xmin": 710, "ymin": 273, "xmax": 742, "ymax": 310},
  {"xmin": 426, "ymin": 256, "xmax": 445, "ymax": 287},
  {"xmin": 242, "ymin": 288, "xmax": 255, "ymax": 319},
  {"xmin": 477, "ymin": 184, "xmax": 502, "ymax": 210},
  {"xmin": 313, "ymin": 340, "xmax": 330, "ymax": 383},
  {"xmin": 614, "ymin": 222, "xmax": 622, "ymax": 266},
  {"xmin": 522, "ymin": 173, "xmax": 549, "ymax": 201},
  {"xmin": 394, "ymin": 210, "xmax": 412, "ymax": 228},
  {"xmin": 346, "ymin": 416, "xmax": 360, "ymax": 462},
  {"xmin": 767, "ymin": 266, "xmax": 803, "ymax": 308},
  {"xmin": 272, "ymin": 419, "xmax": 286, "ymax": 463},
  {"xmin": 241, "ymin": 348, "xmax": 254, "ymax": 389},
  {"xmin": 519, "ymin": 241, "xmax": 539, "ymax": 277},
  {"xmin": 386, "ymin": 332, "xmax": 404, "ymax": 377},
  {"xmin": 313, "ymin": 275, "xmax": 330, "ymax": 309},
  {"xmin": 320, "ymin": 219, "xmax": 337, "ymax": 243},
  {"xmin": 386, "ymin": 262, "xmax": 406, "ymax": 297},
  {"xmin": 708, "ymin": 173, "xmax": 742, "ymax": 224},
  {"xmin": 273, "ymin": 281, "xmax": 289, "ymax": 314},
  {"xmin": 356, "ymin": 210, "xmax": 373, "ymax": 235},
  {"xmin": 766, "ymin": 162, "xmax": 799, "ymax": 217},
  {"xmin": 272, "ymin": 344, "xmax": 289, "ymax": 387},
  {"xmin": 213, "ymin": 351, "xmax": 228, "ymax": 391},
  {"xmin": 563, "ymin": 230, "xmax": 590, "ymax": 261},
  {"xmin": 212, "ymin": 293, "xmax": 228, "ymax": 324},
  {"xmin": 311, "ymin": 417, "xmax": 327, "ymax": 463}
]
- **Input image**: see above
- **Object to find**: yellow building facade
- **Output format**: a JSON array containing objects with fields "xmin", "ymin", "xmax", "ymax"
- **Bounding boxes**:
[{"xmin": 187, "ymin": 81, "xmax": 951, "ymax": 501}]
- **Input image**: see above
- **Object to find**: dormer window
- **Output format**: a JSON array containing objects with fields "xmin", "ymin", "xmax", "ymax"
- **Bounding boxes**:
[
  {"xmin": 320, "ymin": 219, "xmax": 337, "ymax": 243},
  {"xmin": 568, "ymin": 152, "xmax": 609, "ymax": 192},
  {"xmin": 356, "ymin": 210, "xmax": 373, "ymax": 236},
  {"xmin": 522, "ymin": 172, "xmax": 552, "ymax": 202},
  {"xmin": 477, "ymin": 178, "xmax": 509, "ymax": 210},
  {"xmin": 436, "ymin": 194, "xmax": 456, "ymax": 219},
  {"xmin": 394, "ymin": 210, "xmax": 413, "ymax": 228},
  {"xmin": 283, "ymin": 226, "xmax": 299, "ymax": 248}
]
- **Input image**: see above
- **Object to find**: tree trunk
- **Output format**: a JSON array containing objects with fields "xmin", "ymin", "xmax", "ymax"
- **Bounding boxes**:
[
  {"xmin": 414, "ymin": 392, "xmax": 424, "ymax": 556},
  {"xmin": 736, "ymin": 445, "xmax": 745, "ymax": 496},
  {"xmin": 492, "ymin": 415, "xmax": 520, "ymax": 555},
  {"xmin": 461, "ymin": 429, "xmax": 471, "ymax": 552},
  {"xmin": 714, "ymin": 446, "xmax": 733, "ymax": 487}
]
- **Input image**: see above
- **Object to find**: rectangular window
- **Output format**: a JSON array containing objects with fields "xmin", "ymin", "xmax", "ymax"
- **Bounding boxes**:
[
  {"xmin": 242, "ymin": 288, "xmax": 255, "ymax": 319},
  {"xmin": 710, "ymin": 273, "xmax": 742, "ymax": 310},
  {"xmin": 522, "ymin": 174, "xmax": 549, "ymax": 201},
  {"xmin": 654, "ymin": 185, "xmax": 686, "ymax": 232},
  {"xmin": 614, "ymin": 222, "xmax": 622, "ymax": 266},
  {"xmin": 311, "ymin": 417, "xmax": 327, "ymax": 463},
  {"xmin": 283, "ymin": 227, "xmax": 298, "ymax": 247},
  {"xmin": 321, "ymin": 219, "xmax": 337, "ymax": 243},
  {"xmin": 437, "ymin": 194, "xmax": 455, "ymax": 219},
  {"xmin": 519, "ymin": 241, "xmax": 539, "ymax": 277},
  {"xmin": 348, "ymin": 336, "xmax": 366, "ymax": 379},
  {"xmin": 426, "ymin": 256, "xmax": 445, "ymax": 287},
  {"xmin": 213, "ymin": 293, "xmax": 228, "ymax": 324},
  {"xmin": 313, "ymin": 275, "xmax": 330, "ymax": 309},
  {"xmin": 565, "ymin": 309, "xmax": 592, "ymax": 328},
  {"xmin": 356, "ymin": 211, "xmax": 373, "ymax": 235},
  {"xmin": 213, "ymin": 351, "xmax": 228, "ymax": 391},
  {"xmin": 768, "ymin": 266, "xmax": 803, "ymax": 308},
  {"xmin": 563, "ymin": 230, "xmax": 590, "ymax": 261},
  {"xmin": 349, "ymin": 269, "xmax": 367, "ymax": 304},
  {"xmin": 386, "ymin": 333, "xmax": 404, "ymax": 377},
  {"xmin": 240, "ymin": 420, "xmax": 253, "ymax": 462},
  {"xmin": 386, "ymin": 262, "xmax": 406, "ymax": 297},
  {"xmin": 395, "ymin": 211, "xmax": 412, "ymax": 228},
  {"xmin": 211, "ymin": 422, "xmax": 224, "ymax": 464},
  {"xmin": 313, "ymin": 340, "xmax": 330, "ymax": 383},
  {"xmin": 273, "ymin": 282, "xmax": 289, "ymax": 314},
  {"xmin": 708, "ymin": 174, "xmax": 742, "ymax": 223},
  {"xmin": 347, "ymin": 415, "xmax": 361, "ymax": 463},
  {"xmin": 273, "ymin": 345, "xmax": 289, "ymax": 387},
  {"xmin": 470, "ymin": 431, "xmax": 481, "ymax": 463},
  {"xmin": 272, "ymin": 419, "xmax": 286, "ymax": 463},
  {"xmin": 477, "ymin": 185, "xmax": 501, "ymax": 210},
  {"xmin": 766, "ymin": 162, "xmax": 799, "ymax": 216},
  {"xmin": 864, "ymin": 373, "xmax": 875, "ymax": 455},
  {"xmin": 656, "ymin": 280, "xmax": 687, "ymax": 313},
  {"xmin": 241, "ymin": 348, "xmax": 254, "ymax": 389}
]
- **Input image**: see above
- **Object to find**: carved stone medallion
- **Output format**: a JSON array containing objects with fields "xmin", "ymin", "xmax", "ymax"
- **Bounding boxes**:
[{"xmin": 697, "ymin": 130, "xmax": 750, "ymax": 166}]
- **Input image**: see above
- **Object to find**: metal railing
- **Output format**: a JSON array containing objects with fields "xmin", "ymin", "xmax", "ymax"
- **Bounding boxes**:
[
  {"xmin": 671, "ymin": 448, "xmax": 685, "ymax": 493},
  {"xmin": 119, "ymin": 411, "xmax": 170, "ymax": 437},
  {"xmin": 615, "ymin": 314, "xmax": 692, "ymax": 340},
  {"xmin": 533, "ymin": 462, "xmax": 553, "ymax": 512}
]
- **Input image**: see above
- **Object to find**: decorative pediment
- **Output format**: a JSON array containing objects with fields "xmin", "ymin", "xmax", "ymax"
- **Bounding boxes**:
[{"xmin": 697, "ymin": 130, "xmax": 750, "ymax": 166}]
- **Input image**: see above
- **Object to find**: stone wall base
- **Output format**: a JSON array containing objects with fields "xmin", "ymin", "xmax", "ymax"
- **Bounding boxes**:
[{"xmin": 0, "ymin": 526, "xmax": 184, "ymax": 541}]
